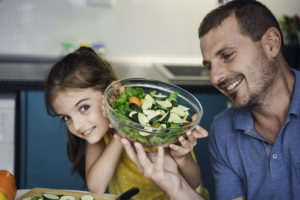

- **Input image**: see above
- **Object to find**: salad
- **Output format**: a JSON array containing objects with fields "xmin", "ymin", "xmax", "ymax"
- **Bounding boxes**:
[{"xmin": 111, "ymin": 86, "xmax": 193, "ymax": 147}]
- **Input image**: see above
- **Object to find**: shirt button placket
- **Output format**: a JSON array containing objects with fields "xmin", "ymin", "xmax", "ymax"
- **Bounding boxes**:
[{"xmin": 270, "ymin": 153, "xmax": 280, "ymax": 177}]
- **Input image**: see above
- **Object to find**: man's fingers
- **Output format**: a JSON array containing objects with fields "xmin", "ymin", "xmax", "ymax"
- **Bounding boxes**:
[
  {"xmin": 153, "ymin": 147, "xmax": 164, "ymax": 175},
  {"xmin": 186, "ymin": 131, "xmax": 197, "ymax": 146},
  {"xmin": 192, "ymin": 126, "xmax": 208, "ymax": 138},
  {"xmin": 120, "ymin": 139, "xmax": 141, "ymax": 170},
  {"xmin": 134, "ymin": 142, "xmax": 154, "ymax": 176}
]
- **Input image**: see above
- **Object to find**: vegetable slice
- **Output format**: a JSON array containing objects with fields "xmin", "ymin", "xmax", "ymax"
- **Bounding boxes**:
[
  {"xmin": 80, "ymin": 195, "xmax": 94, "ymax": 200},
  {"xmin": 129, "ymin": 96, "xmax": 142, "ymax": 107},
  {"xmin": 59, "ymin": 196, "xmax": 75, "ymax": 200},
  {"xmin": 42, "ymin": 193, "xmax": 59, "ymax": 200}
]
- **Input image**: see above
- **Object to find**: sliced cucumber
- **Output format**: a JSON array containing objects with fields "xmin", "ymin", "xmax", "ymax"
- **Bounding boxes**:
[
  {"xmin": 171, "ymin": 107, "xmax": 186, "ymax": 117},
  {"xmin": 138, "ymin": 113, "xmax": 149, "ymax": 125},
  {"xmin": 153, "ymin": 93, "xmax": 168, "ymax": 100},
  {"xmin": 156, "ymin": 100, "xmax": 172, "ymax": 110},
  {"xmin": 139, "ymin": 126, "xmax": 153, "ymax": 136},
  {"xmin": 42, "ymin": 193, "xmax": 59, "ymax": 200},
  {"xmin": 80, "ymin": 195, "xmax": 94, "ymax": 200},
  {"xmin": 60, "ymin": 196, "xmax": 76, "ymax": 200}
]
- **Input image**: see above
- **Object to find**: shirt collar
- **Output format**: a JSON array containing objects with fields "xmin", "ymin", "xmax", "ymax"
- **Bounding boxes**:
[
  {"xmin": 288, "ymin": 69, "xmax": 300, "ymax": 117},
  {"xmin": 232, "ymin": 69, "xmax": 300, "ymax": 139}
]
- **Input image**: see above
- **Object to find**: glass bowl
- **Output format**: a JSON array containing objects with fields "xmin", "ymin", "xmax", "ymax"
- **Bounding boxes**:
[{"xmin": 104, "ymin": 78, "xmax": 203, "ymax": 148}]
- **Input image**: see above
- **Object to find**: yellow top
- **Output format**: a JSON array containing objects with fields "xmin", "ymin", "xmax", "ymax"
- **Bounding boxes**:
[{"xmin": 104, "ymin": 134, "xmax": 210, "ymax": 200}]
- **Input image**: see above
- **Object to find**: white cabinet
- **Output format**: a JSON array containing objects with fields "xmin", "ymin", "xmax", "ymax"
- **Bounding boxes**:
[{"xmin": 0, "ymin": 93, "xmax": 16, "ymax": 175}]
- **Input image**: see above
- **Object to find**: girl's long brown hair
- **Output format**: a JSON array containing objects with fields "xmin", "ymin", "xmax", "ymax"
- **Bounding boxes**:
[{"xmin": 45, "ymin": 47, "xmax": 117, "ymax": 180}]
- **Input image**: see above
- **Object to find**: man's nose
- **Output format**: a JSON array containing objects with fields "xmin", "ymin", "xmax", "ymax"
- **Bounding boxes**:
[{"xmin": 210, "ymin": 64, "xmax": 226, "ymax": 86}]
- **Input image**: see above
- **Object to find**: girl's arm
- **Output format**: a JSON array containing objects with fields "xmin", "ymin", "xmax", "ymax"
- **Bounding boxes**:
[
  {"xmin": 169, "ymin": 134, "xmax": 201, "ymax": 188},
  {"xmin": 169, "ymin": 126, "xmax": 208, "ymax": 189},
  {"xmin": 85, "ymin": 135, "xmax": 123, "ymax": 194}
]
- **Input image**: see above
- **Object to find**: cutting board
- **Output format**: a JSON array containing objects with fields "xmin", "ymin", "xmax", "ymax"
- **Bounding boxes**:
[{"xmin": 17, "ymin": 187, "xmax": 118, "ymax": 200}]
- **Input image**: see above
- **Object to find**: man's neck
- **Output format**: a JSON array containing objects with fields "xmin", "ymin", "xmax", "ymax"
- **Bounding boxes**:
[{"xmin": 251, "ymin": 68, "xmax": 295, "ymax": 144}]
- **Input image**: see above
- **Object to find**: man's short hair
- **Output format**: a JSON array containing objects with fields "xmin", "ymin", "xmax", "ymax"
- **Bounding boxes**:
[{"xmin": 198, "ymin": 0, "xmax": 285, "ymax": 51}]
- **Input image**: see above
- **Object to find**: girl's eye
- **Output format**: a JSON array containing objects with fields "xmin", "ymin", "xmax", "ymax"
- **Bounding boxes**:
[
  {"xmin": 80, "ymin": 105, "xmax": 89, "ymax": 112},
  {"xmin": 61, "ymin": 115, "xmax": 71, "ymax": 122}
]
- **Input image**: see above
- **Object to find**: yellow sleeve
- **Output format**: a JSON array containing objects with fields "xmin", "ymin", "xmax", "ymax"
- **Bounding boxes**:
[
  {"xmin": 191, "ymin": 151, "xmax": 210, "ymax": 200},
  {"xmin": 195, "ymin": 184, "xmax": 210, "ymax": 200}
]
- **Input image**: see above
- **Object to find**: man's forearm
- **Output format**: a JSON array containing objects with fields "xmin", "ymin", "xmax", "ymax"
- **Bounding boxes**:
[{"xmin": 168, "ymin": 175, "xmax": 204, "ymax": 200}]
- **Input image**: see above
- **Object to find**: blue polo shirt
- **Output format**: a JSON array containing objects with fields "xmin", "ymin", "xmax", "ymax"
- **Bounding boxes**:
[{"xmin": 209, "ymin": 69, "xmax": 300, "ymax": 200}]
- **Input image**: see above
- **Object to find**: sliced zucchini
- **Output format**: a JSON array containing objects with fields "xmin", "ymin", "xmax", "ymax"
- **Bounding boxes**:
[
  {"xmin": 59, "ymin": 196, "xmax": 76, "ymax": 200},
  {"xmin": 143, "ymin": 109, "xmax": 155, "ymax": 116},
  {"xmin": 171, "ymin": 107, "xmax": 186, "ymax": 117},
  {"xmin": 144, "ymin": 94, "xmax": 155, "ymax": 104},
  {"xmin": 42, "ymin": 193, "xmax": 59, "ymax": 200},
  {"xmin": 168, "ymin": 112, "xmax": 182, "ymax": 123},
  {"xmin": 80, "ymin": 195, "xmax": 94, "ymax": 200},
  {"xmin": 159, "ymin": 109, "xmax": 166, "ymax": 115},
  {"xmin": 170, "ymin": 99, "xmax": 178, "ymax": 107},
  {"xmin": 129, "ymin": 103, "xmax": 142, "ymax": 112},
  {"xmin": 159, "ymin": 112, "xmax": 170, "ymax": 122},
  {"xmin": 23, "ymin": 197, "xmax": 34, "ymax": 200},
  {"xmin": 43, "ymin": 192, "xmax": 63, "ymax": 198},
  {"xmin": 142, "ymin": 101, "xmax": 153, "ymax": 110},
  {"xmin": 156, "ymin": 100, "xmax": 172, "ymax": 110},
  {"xmin": 128, "ymin": 111, "xmax": 139, "ymax": 123},
  {"xmin": 173, "ymin": 120, "xmax": 189, "ymax": 126},
  {"xmin": 153, "ymin": 93, "xmax": 168, "ymax": 100},
  {"xmin": 129, "ymin": 111, "xmax": 137, "ymax": 118},
  {"xmin": 178, "ymin": 105, "xmax": 189, "ymax": 111},
  {"xmin": 138, "ymin": 113, "xmax": 149, "ymax": 125},
  {"xmin": 147, "ymin": 110, "xmax": 162, "ymax": 124},
  {"xmin": 157, "ymin": 124, "xmax": 167, "ymax": 133},
  {"xmin": 183, "ymin": 114, "xmax": 192, "ymax": 122},
  {"xmin": 139, "ymin": 126, "xmax": 153, "ymax": 136}
]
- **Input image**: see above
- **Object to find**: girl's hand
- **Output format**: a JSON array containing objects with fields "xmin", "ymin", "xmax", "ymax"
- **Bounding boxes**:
[
  {"xmin": 169, "ymin": 115, "xmax": 208, "ymax": 160},
  {"xmin": 169, "ymin": 130, "xmax": 197, "ymax": 160}
]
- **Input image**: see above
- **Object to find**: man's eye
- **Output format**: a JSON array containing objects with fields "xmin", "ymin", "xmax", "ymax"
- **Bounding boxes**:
[
  {"xmin": 223, "ymin": 53, "xmax": 233, "ymax": 60},
  {"xmin": 61, "ymin": 115, "xmax": 70, "ymax": 122},
  {"xmin": 80, "ymin": 105, "xmax": 89, "ymax": 112}
]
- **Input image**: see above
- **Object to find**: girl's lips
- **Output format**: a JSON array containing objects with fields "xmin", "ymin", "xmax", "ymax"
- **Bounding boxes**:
[{"xmin": 82, "ymin": 126, "xmax": 96, "ymax": 136}]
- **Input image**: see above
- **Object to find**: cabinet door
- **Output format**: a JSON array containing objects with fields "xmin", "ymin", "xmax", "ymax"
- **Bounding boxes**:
[
  {"xmin": 192, "ymin": 93, "xmax": 229, "ymax": 200},
  {"xmin": 19, "ymin": 91, "xmax": 86, "ymax": 190}
]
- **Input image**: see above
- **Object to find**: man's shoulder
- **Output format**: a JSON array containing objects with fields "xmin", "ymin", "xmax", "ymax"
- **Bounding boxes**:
[{"xmin": 213, "ymin": 106, "xmax": 237, "ymax": 125}]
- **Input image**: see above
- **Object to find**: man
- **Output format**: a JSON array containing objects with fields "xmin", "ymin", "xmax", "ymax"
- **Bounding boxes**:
[{"xmin": 118, "ymin": 1, "xmax": 300, "ymax": 199}]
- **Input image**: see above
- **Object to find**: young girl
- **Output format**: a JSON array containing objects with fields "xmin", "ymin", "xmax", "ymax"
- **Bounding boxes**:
[{"xmin": 45, "ymin": 46, "xmax": 208, "ymax": 199}]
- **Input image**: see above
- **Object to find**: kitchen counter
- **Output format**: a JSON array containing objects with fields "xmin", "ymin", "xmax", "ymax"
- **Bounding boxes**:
[{"xmin": 0, "ymin": 55, "xmax": 217, "ymax": 93}]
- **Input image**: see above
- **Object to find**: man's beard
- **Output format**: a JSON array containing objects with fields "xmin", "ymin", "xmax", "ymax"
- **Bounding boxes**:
[{"xmin": 231, "ymin": 48, "xmax": 278, "ymax": 109}]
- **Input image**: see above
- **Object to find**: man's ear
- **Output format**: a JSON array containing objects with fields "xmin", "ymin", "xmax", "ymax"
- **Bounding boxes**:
[{"xmin": 261, "ymin": 27, "xmax": 282, "ymax": 58}]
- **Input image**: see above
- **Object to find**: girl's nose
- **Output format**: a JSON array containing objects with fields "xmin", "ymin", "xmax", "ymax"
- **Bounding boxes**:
[{"xmin": 73, "ymin": 115, "xmax": 84, "ymax": 131}]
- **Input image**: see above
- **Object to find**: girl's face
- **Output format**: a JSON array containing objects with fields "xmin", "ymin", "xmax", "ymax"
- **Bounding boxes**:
[{"xmin": 52, "ymin": 88, "xmax": 110, "ymax": 144}]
